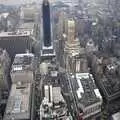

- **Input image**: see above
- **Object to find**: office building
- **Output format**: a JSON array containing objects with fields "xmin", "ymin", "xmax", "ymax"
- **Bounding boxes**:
[
  {"xmin": 64, "ymin": 19, "xmax": 76, "ymax": 43},
  {"xmin": 73, "ymin": 53, "xmax": 89, "ymax": 73},
  {"xmin": 0, "ymin": 12, "xmax": 9, "ymax": 32},
  {"xmin": 41, "ymin": 0, "xmax": 56, "ymax": 60},
  {"xmin": 57, "ymin": 12, "xmax": 66, "ymax": 39},
  {"xmin": 64, "ymin": 37, "xmax": 81, "ymax": 73},
  {"xmin": 91, "ymin": 55, "xmax": 120, "ymax": 114},
  {"xmin": 63, "ymin": 19, "xmax": 81, "ymax": 72},
  {"xmin": 0, "ymin": 49, "xmax": 11, "ymax": 92},
  {"xmin": 0, "ymin": 31, "xmax": 35, "ymax": 60},
  {"xmin": 58, "ymin": 35, "xmax": 66, "ymax": 67},
  {"xmin": 44, "ymin": 85, "xmax": 53, "ymax": 104},
  {"xmin": 73, "ymin": 73, "xmax": 102, "ymax": 119},
  {"xmin": 18, "ymin": 22, "xmax": 35, "ymax": 34},
  {"xmin": 75, "ymin": 19, "xmax": 85, "ymax": 36},
  {"xmin": 3, "ymin": 83, "xmax": 33, "ymax": 120},
  {"xmin": 17, "ymin": 22, "xmax": 40, "ymax": 41},
  {"xmin": 40, "ymin": 85, "xmax": 68, "ymax": 120},
  {"xmin": 42, "ymin": 0, "xmax": 51, "ymax": 47},
  {"xmin": 67, "ymin": 19, "xmax": 75, "ymax": 43},
  {"xmin": 20, "ymin": 6, "xmax": 37, "ymax": 23},
  {"xmin": 0, "ymin": 48, "xmax": 11, "ymax": 110},
  {"xmin": 11, "ymin": 53, "xmax": 35, "ymax": 84},
  {"xmin": 0, "ymin": 48, "xmax": 11, "ymax": 119}
]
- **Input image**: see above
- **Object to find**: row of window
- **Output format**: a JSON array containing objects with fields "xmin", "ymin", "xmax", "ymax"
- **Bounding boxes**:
[{"xmin": 84, "ymin": 104, "xmax": 101, "ymax": 116}]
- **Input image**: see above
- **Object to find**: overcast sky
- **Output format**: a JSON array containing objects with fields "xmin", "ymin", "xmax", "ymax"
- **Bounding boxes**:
[
  {"xmin": 0, "ymin": 0, "xmax": 77, "ymax": 5},
  {"xmin": 0, "ymin": 0, "xmax": 68, "ymax": 5},
  {"xmin": 0, "ymin": 0, "xmax": 41, "ymax": 5}
]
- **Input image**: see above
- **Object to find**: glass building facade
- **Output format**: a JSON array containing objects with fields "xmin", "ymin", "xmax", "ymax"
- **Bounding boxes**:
[{"xmin": 42, "ymin": 0, "xmax": 51, "ymax": 47}]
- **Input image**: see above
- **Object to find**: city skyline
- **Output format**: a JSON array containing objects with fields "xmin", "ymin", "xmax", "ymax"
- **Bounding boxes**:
[
  {"xmin": 0, "ymin": 0, "xmax": 76, "ymax": 5},
  {"xmin": 0, "ymin": 0, "xmax": 120, "ymax": 119}
]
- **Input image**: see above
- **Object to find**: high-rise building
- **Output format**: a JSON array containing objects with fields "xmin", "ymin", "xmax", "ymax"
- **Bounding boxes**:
[
  {"xmin": 0, "ymin": 49, "xmax": 11, "ymax": 118},
  {"xmin": 0, "ymin": 31, "xmax": 35, "ymax": 60},
  {"xmin": 64, "ymin": 37, "xmax": 80, "ymax": 73},
  {"xmin": 67, "ymin": 19, "xmax": 75, "ymax": 43},
  {"xmin": 4, "ymin": 53, "xmax": 35, "ymax": 120},
  {"xmin": 41, "ymin": 0, "xmax": 56, "ymax": 60},
  {"xmin": 42, "ymin": 0, "xmax": 51, "ymax": 47},
  {"xmin": 0, "ymin": 49, "xmax": 11, "ymax": 92},
  {"xmin": 11, "ymin": 53, "xmax": 35, "ymax": 84},
  {"xmin": 57, "ymin": 12, "xmax": 65, "ymax": 39}
]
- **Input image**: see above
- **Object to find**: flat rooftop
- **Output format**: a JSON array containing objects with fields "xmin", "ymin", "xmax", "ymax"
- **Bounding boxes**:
[
  {"xmin": 100, "ymin": 76, "xmax": 120, "ymax": 99},
  {"xmin": 95, "ymin": 56, "xmax": 120, "ymax": 101},
  {"xmin": 11, "ymin": 53, "xmax": 34, "ymax": 72},
  {"xmin": 19, "ymin": 22, "xmax": 35, "ymax": 29},
  {"xmin": 0, "ymin": 31, "xmax": 31, "ymax": 37},
  {"xmin": 13, "ymin": 53, "xmax": 34, "ymax": 65},
  {"xmin": 75, "ymin": 73, "xmax": 102, "ymax": 107},
  {"xmin": 4, "ymin": 83, "xmax": 31, "ymax": 120}
]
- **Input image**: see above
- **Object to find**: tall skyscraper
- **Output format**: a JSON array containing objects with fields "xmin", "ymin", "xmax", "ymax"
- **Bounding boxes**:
[
  {"xmin": 42, "ymin": 0, "xmax": 51, "ymax": 47},
  {"xmin": 41, "ymin": 0, "xmax": 56, "ymax": 60},
  {"xmin": 57, "ymin": 12, "xmax": 65, "ymax": 39},
  {"xmin": 67, "ymin": 20, "xmax": 75, "ymax": 43}
]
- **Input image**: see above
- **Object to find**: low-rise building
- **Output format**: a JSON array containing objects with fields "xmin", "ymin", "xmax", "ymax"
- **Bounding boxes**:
[
  {"xmin": 74, "ymin": 73, "xmax": 102, "ymax": 119},
  {"xmin": 91, "ymin": 54, "xmax": 120, "ymax": 114}
]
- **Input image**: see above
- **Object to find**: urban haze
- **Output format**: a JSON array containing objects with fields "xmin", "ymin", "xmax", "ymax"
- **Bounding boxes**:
[{"xmin": 0, "ymin": 0, "xmax": 120, "ymax": 120}]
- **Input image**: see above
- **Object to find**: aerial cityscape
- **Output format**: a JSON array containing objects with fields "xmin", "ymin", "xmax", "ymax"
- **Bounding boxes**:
[{"xmin": 0, "ymin": 0, "xmax": 120, "ymax": 120}]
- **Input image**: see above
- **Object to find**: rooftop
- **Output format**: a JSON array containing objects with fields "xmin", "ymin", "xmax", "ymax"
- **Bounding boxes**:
[
  {"xmin": 75, "ymin": 73, "xmax": 102, "ymax": 107},
  {"xmin": 52, "ymin": 87, "xmax": 65, "ymax": 103},
  {"xmin": 4, "ymin": 83, "xmax": 31, "ymax": 120},
  {"xmin": 11, "ymin": 53, "xmax": 34, "ymax": 72},
  {"xmin": 112, "ymin": 112, "xmax": 120, "ymax": 120},
  {"xmin": 17, "ymin": 22, "xmax": 35, "ymax": 35},
  {"xmin": 40, "ymin": 85, "xmax": 67, "ymax": 119},
  {"xmin": 95, "ymin": 56, "xmax": 120, "ymax": 101},
  {"xmin": 0, "ymin": 31, "xmax": 32, "ymax": 37}
]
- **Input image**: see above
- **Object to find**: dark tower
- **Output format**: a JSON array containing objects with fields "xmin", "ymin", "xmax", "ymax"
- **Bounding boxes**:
[{"xmin": 42, "ymin": 0, "xmax": 51, "ymax": 47}]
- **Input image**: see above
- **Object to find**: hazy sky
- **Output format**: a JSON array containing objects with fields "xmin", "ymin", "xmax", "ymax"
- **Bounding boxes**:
[
  {"xmin": 0, "ymin": 0, "xmax": 65, "ymax": 5},
  {"xmin": 0, "ymin": 0, "xmax": 76, "ymax": 5},
  {"xmin": 0, "ymin": 0, "xmax": 41, "ymax": 5}
]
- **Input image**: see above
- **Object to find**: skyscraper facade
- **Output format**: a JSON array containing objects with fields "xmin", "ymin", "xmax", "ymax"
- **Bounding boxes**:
[
  {"xmin": 67, "ymin": 20, "xmax": 75, "ymax": 43},
  {"xmin": 42, "ymin": 0, "xmax": 51, "ymax": 47}
]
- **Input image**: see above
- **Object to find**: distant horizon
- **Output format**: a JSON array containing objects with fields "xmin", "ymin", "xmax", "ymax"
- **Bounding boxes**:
[
  {"xmin": 0, "ymin": 0, "xmax": 77, "ymax": 5},
  {"xmin": 0, "ymin": 0, "xmax": 41, "ymax": 5}
]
